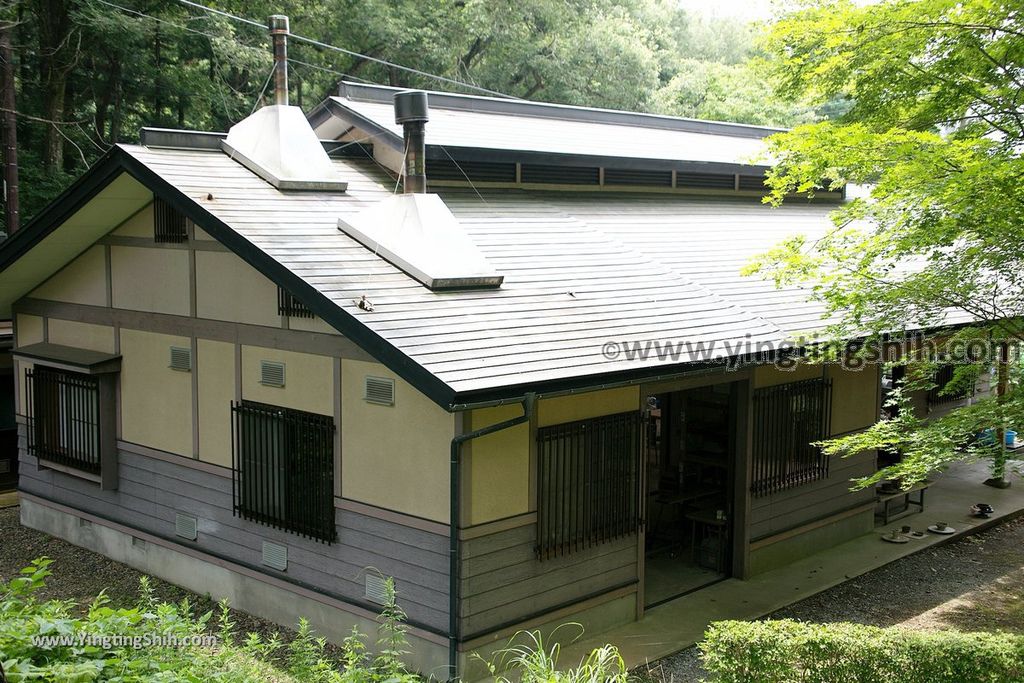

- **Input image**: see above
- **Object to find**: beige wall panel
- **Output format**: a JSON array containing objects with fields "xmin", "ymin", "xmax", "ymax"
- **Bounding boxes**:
[
  {"xmin": 288, "ymin": 316, "xmax": 338, "ymax": 335},
  {"xmin": 241, "ymin": 346, "xmax": 333, "ymax": 415},
  {"xmin": 195, "ymin": 251, "xmax": 279, "ymax": 327},
  {"xmin": 537, "ymin": 386, "xmax": 639, "ymax": 428},
  {"xmin": 120, "ymin": 329, "xmax": 193, "ymax": 456},
  {"xmin": 192, "ymin": 225, "xmax": 216, "ymax": 241},
  {"xmin": 48, "ymin": 319, "xmax": 116, "ymax": 354},
  {"xmin": 341, "ymin": 359, "xmax": 454, "ymax": 522},
  {"xmin": 467, "ymin": 404, "xmax": 531, "ymax": 525},
  {"xmin": 16, "ymin": 314, "xmax": 44, "ymax": 346},
  {"xmin": 197, "ymin": 339, "xmax": 235, "ymax": 467},
  {"xmin": 111, "ymin": 246, "xmax": 190, "ymax": 315},
  {"xmin": 111, "ymin": 203, "xmax": 153, "ymax": 238},
  {"xmin": 30, "ymin": 245, "xmax": 107, "ymax": 306},
  {"xmin": 829, "ymin": 364, "xmax": 879, "ymax": 435},
  {"xmin": 753, "ymin": 362, "xmax": 824, "ymax": 388}
]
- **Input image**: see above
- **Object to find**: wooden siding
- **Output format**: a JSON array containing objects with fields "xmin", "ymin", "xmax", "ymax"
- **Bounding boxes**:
[
  {"xmin": 17, "ymin": 427, "xmax": 449, "ymax": 632},
  {"xmin": 749, "ymin": 450, "xmax": 875, "ymax": 541},
  {"xmin": 459, "ymin": 521, "xmax": 638, "ymax": 638}
]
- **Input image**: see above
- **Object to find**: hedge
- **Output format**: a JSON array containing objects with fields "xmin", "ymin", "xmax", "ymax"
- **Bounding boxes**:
[{"xmin": 701, "ymin": 619, "xmax": 1024, "ymax": 683}]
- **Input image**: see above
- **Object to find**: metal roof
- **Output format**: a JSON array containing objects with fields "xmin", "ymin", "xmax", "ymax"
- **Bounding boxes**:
[
  {"xmin": 115, "ymin": 143, "xmax": 842, "ymax": 404},
  {"xmin": 313, "ymin": 82, "xmax": 775, "ymax": 169}
]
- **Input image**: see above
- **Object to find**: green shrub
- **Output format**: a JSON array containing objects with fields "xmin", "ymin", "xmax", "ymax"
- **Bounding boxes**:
[
  {"xmin": 701, "ymin": 619, "xmax": 1024, "ymax": 683},
  {"xmin": 0, "ymin": 558, "xmax": 418, "ymax": 683}
]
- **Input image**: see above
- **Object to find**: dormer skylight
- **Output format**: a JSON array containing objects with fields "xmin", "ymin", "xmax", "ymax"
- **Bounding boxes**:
[
  {"xmin": 222, "ymin": 104, "xmax": 348, "ymax": 192},
  {"xmin": 338, "ymin": 193, "xmax": 503, "ymax": 291}
]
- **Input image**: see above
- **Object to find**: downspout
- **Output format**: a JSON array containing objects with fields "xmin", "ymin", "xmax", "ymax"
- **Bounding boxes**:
[{"xmin": 448, "ymin": 392, "xmax": 535, "ymax": 680}]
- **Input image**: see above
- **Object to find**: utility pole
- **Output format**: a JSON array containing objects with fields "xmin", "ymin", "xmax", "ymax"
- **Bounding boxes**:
[{"xmin": 0, "ymin": 19, "xmax": 18, "ymax": 236}]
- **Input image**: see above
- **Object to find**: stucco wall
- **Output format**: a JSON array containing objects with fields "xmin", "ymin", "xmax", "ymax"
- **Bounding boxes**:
[
  {"xmin": 120, "ymin": 328, "xmax": 193, "ymax": 456},
  {"xmin": 341, "ymin": 359, "xmax": 454, "ymax": 523},
  {"xmin": 537, "ymin": 386, "xmax": 640, "ymax": 427},
  {"xmin": 48, "ymin": 319, "xmax": 116, "ymax": 354},
  {"xmin": 466, "ymin": 404, "xmax": 531, "ymax": 525},
  {"xmin": 111, "ymin": 204, "xmax": 153, "ymax": 238},
  {"xmin": 111, "ymin": 246, "xmax": 190, "ymax": 315},
  {"xmin": 829, "ymin": 364, "xmax": 880, "ymax": 435},
  {"xmin": 195, "ymin": 251, "xmax": 279, "ymax": 327},
  {"xmin": 16, "ymin": 314, "xmax": 43, "ymax": 345},
  {"xmin": 30, "ymin": 245, "xmax": 107, "ymax": 306},
  {"xmin": 240, "ymin": 346, "xmax": 333, "ymax": 416},
  {"xmin": 197, "ymin": 339, "xmax": 235, "ymax": 468}
]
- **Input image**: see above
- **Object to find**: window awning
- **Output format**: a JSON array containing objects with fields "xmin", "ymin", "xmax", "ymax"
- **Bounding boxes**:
[{"xmin": 12, "ymin": 342, "xmax": 121, "ymax": 375}]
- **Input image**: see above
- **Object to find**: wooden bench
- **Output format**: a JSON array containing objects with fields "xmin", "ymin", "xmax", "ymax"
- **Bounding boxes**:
[{"xmin": 875, "ymin": 480, "xmax": 932, "ymax": 525}]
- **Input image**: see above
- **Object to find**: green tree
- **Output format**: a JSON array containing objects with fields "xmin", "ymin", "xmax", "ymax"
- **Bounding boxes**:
[{"xmin": 747, "ymin": 0, "xmax": 1024, "ymax": 487}]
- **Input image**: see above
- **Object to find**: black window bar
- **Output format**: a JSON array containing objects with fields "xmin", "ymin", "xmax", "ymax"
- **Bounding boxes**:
[
  {"xmin": 536, "ymin": 410, "xmax": 644, "ymax": 560},
  {"xmin": 927, "ymin": 364, "xmax": 972, "ymax": 407},
  {"xmin": 751, "ymin": 377, "xmax": 833, "ymax": 497},
  {"xmin": 231, "ymin": 400, "xmax": 336, "ymax": 543},
  {"xmin": 154, "ymin": 197, "xmax": 188, "ymax": 243},
  {"xmin": 277, "ymin": 286, "xmax": 315, "ymax": 319},
  {"xmin": 25, "ymin": 367, "xmax": 101, "ymax": 474}
]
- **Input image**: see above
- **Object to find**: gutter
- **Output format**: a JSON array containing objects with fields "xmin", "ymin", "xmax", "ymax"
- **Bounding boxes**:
[{"xmin": 447, "ymin": 392, "xmax": 535, "ymax": 680}]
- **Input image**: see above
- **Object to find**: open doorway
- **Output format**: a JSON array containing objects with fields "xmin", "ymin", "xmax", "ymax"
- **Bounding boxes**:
[{"xmin": 644, "ymin": 382, "xmax": 736, "ymax": 607}]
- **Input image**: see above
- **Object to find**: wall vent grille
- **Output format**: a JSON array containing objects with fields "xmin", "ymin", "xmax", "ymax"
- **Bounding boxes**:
[
  {"xmin": 262, "ymin": 542, "xmax": 288, "ymax": 571},
  {"xmin": 154, "ymin": 198, "xmax": 188, "ymax": 243},
  {"xmin": 521, "ymin": 164, "xmax": 600, "ymax": 185},
  {"xmin": 427, "ymin": 158, "xmax": 517, "ymax": 183},
  {"xmin": 175, "ymin": 514, "xmax": 198, "ymax": 541},
  {"xmin": 603, "ymin": 168, "xmax": 673, "ymax": 187},
  {"xmin": 169, "ymin": 346, "xmax": 192, "ymax": 372},
  {"xmin": 676, "ymin": 172, "xmax": 736, "ymax": 190},
  {"xmin": 364, "ymin": 376, "xmax": 395, "ymax": 406},
  {"xmin": 365, "ymin": 574, "xmax": 389, "ymax": 605},
  {"xmin": 260, "ymin": 361, "xmax": 286, "ymax": 388},
  {"xmin": 737, "ymin": 174, "xmax": 767, "ymax": 191}
]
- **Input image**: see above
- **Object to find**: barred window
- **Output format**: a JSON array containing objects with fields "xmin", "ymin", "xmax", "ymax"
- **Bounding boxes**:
[
  {"xmin": 25, "ymin": 366, "xmax": 101, "ymax": 474},
  {"xmin": 927, "ymin": 364, "xmax": 972, "ymax": 407},
  {"xmin": 231, "ymin": 400, "xmax": 336, "ymax": 543},
  {"xmin": 751, "ymin": 378, "xmax": 832, "ymax": 496},
  {"xmin": 536, "ymin": 411, "xmax": 643, "ymax": 560},
  {"xmin": 154, "ymin": 197, "xmax": 187, "ymax": 243}
]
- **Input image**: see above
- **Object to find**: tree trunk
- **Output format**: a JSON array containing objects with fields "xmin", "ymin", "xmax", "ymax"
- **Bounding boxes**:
[
  {"xmin": 1, "ymin": 21, "xmax": 19, "ymax": 235},
  {"xmin": 33, "ymin": 0, "xmax": 75, "ymax": 172},
  {"xmin": 986, "ymin": 341, "xmax": 1011, "ymax": 487}
]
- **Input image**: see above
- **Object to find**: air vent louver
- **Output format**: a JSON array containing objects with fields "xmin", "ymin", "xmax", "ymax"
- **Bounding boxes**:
[
  {"xmin": 154, "ymin": 198, "xmax": 187, "ymax": 243},
  {"xmin": 676, "ymin": 172, "xmax": 736, "ymax": 189},
  {"xmin": 738, "ymin": 175, "xmax": 768, "ymax": 191},
  {"xmin": 427, "ymin": 158, "xmax": 517, "ymax": 183},
  {"xmin": 175, "ymin": 514, "xmax": 198, "ymax": 541},
  {"xmin": 364, "ymin": 376, "xmax": 395, "ymax": 406},
  {"xmin": 262, "ymin": 541, "xmax": 288, "ymax": 571},
  {"xmin": 521, "ymin": 164, "xmax": 600, "ymax": 185},
  {"xmin": 603, "ymin": 168, "xmax": 673, "ymax": 187},
  {"xmin": 169, "ymin": 346, "xmax": 192, "ymax": 372},
  {"xmin": 365, "ymin": 574, "xmax": 389, "ymax": 605},
  {"xmin": 260, "ymin": 361, "xmax": 286, "ymax": 388}
]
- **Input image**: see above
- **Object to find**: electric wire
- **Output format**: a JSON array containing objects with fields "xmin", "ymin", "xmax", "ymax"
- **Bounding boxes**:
[{"xmin": 173, "ymin": 0, "xmax": 520, "ymax": 99}]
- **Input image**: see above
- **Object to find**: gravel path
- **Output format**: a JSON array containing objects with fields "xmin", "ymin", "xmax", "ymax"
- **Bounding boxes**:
[
  {"xmin": 644, "ymin": 515, "xmax": 1024, "ymax": 682},
  {"xmin": 0, "ymin": 504, "xmax": 345, "ymax": 660}
]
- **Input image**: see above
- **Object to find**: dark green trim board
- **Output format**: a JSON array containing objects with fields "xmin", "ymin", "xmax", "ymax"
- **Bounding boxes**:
[{"xmin": 0, "ymin": 149, "xmax": 124, "ymax": 272}]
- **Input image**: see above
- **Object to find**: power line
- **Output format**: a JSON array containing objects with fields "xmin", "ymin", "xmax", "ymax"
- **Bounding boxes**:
[{"xmin": 173, "ymin": 0, "xmax": 520, "ymax": 99}]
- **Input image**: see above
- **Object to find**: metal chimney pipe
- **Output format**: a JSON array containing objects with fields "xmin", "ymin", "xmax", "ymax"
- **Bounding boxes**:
[
  {"xmin": 268, "ymin": 15, "xmax": 289, "ymax": 106},
  {"xmin": 394, "ymin": 90, "xmax": 429, "ymax": 193}
]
